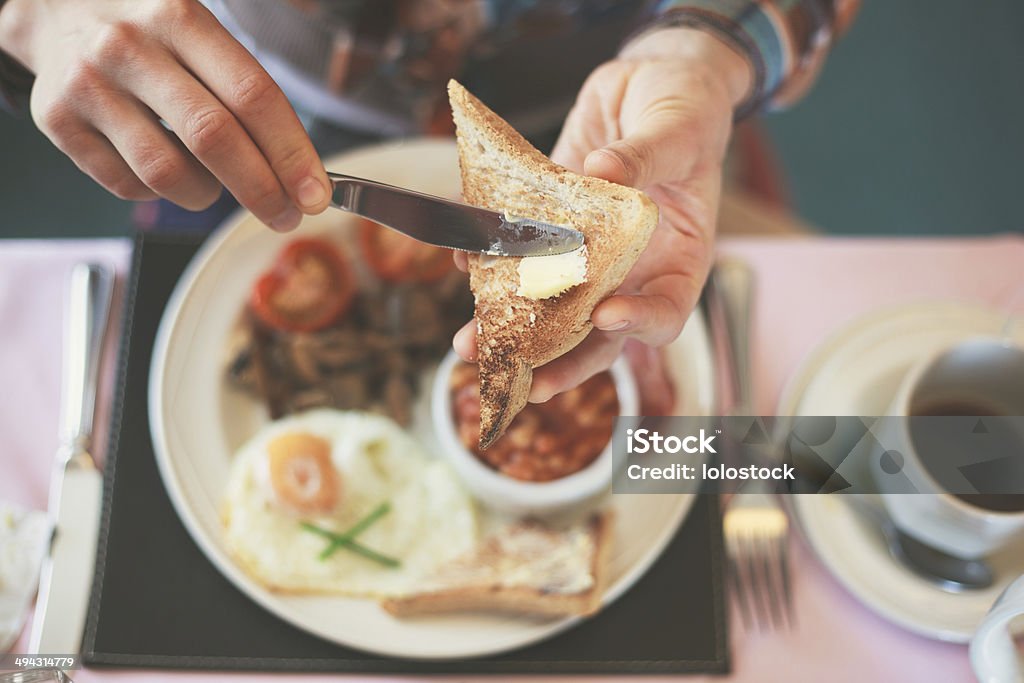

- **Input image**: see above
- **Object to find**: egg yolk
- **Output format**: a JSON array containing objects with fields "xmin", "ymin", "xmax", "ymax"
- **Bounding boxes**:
[{"xmin": 267, "ymin": 433, "xmax": 341, "ymax": 515}]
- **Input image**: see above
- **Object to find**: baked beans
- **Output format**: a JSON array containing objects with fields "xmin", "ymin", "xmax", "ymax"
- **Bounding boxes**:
[{"xmin": 450, "ymin": 362, "xmax": 619, "ymax": 482}]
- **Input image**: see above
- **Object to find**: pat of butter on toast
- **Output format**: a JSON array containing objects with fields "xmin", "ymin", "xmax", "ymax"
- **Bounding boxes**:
[{"xmin": 516, "ymin": 246, "xmax": 588, "ymax": 299}]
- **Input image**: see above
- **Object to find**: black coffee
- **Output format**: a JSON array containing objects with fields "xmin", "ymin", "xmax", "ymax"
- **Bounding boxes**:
[
  {"xmin": 910, "ymin": 399, "xmax": 1024, "ymax": 513},
  {"xmin": 914, "ymin": 399, "xmax": 1007, "ymax": 418}
]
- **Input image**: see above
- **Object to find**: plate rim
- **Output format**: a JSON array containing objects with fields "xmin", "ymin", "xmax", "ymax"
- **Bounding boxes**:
[
  {"xmin": 778, "ymin": 301, "xmax": 1018, "ymax": 643},
  {"xmin": 148, "ymin": 138, "xmax": 717, "ymax": 660}
]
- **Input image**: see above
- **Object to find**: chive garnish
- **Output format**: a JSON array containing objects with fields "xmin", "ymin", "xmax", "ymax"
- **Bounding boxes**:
[{"xmin": 300, "ymin": 501, "xmax": 400, "ymax": 567}]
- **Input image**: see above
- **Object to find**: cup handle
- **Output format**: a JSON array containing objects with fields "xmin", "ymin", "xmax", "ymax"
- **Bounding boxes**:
[{"xmin": 971, "ymin": 575, "xmax": 1024, "ymax": 683}]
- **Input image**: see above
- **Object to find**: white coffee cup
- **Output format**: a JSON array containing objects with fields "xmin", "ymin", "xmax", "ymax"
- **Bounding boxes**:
[
  {"xmin": 870, "ymin": 337, "xmax": 1024, "ymax": 559},
  {"xmin": 971, "ymin": 573, "xmax": 1024, "ymax": 683}
]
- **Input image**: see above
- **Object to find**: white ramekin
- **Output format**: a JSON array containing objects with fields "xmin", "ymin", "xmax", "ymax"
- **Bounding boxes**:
[{"xmin": 431, "ymin": 349, "xmax": 639, "ymax": 517}]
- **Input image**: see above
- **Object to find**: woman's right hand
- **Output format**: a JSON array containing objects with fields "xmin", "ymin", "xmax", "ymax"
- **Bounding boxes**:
[{"xmin": 0, "ymin": 0, "xmax": 331, "ymax": 231}]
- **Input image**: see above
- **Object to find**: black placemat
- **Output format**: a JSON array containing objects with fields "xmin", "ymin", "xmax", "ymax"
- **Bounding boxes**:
[{"xmin": 82, "ymin": 231, "xmax": 729, "ymax": 675}]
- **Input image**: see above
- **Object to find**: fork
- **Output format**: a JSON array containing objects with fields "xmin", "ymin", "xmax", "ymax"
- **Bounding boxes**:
[
  {"xmin": 724, "ymin": 484, "xmax": 793, "ymax": 631},
  {"xmin": 705, "ymin": 258, "xmax": 794, "ymax": 631}
]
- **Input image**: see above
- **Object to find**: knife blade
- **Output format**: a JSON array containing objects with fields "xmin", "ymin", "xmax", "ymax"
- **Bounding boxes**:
[
  {"xmin": 29, "ymin": 263, "xmax": 113, "ymax": 657},
  {"xmin": 327, "ymin": 172, "xmax": 585, "ymax": 257}
]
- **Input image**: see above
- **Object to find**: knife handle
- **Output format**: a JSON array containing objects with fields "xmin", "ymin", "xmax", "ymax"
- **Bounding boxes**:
[{"xmin": 59, "ymin": 263, "xmax": 114, "ymax": 457}]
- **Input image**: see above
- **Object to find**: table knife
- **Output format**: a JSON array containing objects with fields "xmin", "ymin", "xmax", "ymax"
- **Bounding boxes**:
[
  {"xmin": 327, "ymin": 172, "xmax": 585, "ymax": 257},
  {"xmin": 707, "ymin": 258, "xmax": 755, "ymax": 416},
  {"xmin": 28, "ymin": 263, "xmax": 113, "ymax": 656}
]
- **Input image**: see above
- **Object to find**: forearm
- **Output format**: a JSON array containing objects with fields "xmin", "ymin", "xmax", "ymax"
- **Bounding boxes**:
[{"xmin": 638, "ymin": 0, "xmax": 861, "ymax": 117}]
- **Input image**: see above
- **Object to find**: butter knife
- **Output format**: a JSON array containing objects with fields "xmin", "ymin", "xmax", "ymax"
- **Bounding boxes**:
[
  {"xmin": 327, "ymin": 172, "xmax": 584, "ymax": 257},
  {"xmin": 29, "ymin": 263, "xmax": 113, "ymax": 656}
]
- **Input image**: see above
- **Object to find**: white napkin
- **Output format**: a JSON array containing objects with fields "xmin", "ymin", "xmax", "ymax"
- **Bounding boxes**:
[{"xmin": 0, "ymin": 503, "xmax": 49, "ymax": 652}]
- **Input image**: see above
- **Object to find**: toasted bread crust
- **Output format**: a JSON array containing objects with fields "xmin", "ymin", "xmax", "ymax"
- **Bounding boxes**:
[
  {"xmin": 381, "ymin": 512, "xmax": 614, "ymax": 618},
  {"xmin": 381, "ymin": 585, "xmax": 595, "ymax": 618},
  {"xmin": 448, "ymin": 80, "xmax": 659, "ymax": 448},
  {"xmin": 478, "ymin": 353, "xmax": 532, "ymax": 450}
]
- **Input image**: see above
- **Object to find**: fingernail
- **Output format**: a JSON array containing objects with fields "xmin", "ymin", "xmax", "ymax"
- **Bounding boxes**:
[
  {"xmin": 597, "ymin": 319, "xmax": 631, "ymax": 332},
  {"xmin": 271, "ymin": 206, "xmax": 302, "ymax": 232},
  {"xmin": 528, "ymin": 388, "xmax": 552, "ymax": 404},
  {"xmin": 453, "ymin": 325, "xmax": 477, "ymax": 361},
  {"xmin": 296, "ymin": 177, "xmax": 327, "ymax": 209}
]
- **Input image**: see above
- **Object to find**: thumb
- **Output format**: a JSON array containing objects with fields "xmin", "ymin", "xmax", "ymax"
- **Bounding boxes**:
[{"xmin": 583, "ymin": 112, "xmax": 701, "ymax": 189}]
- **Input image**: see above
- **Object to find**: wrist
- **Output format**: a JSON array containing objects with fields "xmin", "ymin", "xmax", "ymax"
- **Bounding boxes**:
[{"xmin": 621, "ymin": 27, "xmax": 753, "ymax": 111}]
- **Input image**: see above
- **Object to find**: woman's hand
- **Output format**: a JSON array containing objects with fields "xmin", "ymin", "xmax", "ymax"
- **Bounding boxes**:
[
  {"xmin": 0, "ymin": 0, "xmax": 331, "ymax": 231},
  {"xmin": 455, "ymin": 27, "xmax": 751, "ymax": 401}
]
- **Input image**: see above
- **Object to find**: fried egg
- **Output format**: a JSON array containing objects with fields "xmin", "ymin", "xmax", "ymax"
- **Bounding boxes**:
[{"xmin": 222, "ymin": 409, "xmax": 478, "ymax": 597}]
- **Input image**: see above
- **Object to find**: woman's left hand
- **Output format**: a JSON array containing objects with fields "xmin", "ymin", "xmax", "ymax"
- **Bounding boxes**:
[{"xmin": 455, "ymin": 27, "xmax": 751, "ymax": 401}]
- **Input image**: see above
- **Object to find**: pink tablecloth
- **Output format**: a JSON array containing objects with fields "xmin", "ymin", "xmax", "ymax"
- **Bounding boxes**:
[{"xmin": 3, "ymin": 234, "xmax": 1023, "ymax": 683}]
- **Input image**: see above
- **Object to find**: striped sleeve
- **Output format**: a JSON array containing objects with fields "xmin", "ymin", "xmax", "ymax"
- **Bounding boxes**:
[{"xmin": 643, "ymin": 0, "xmax": 860, "ymax": 118}]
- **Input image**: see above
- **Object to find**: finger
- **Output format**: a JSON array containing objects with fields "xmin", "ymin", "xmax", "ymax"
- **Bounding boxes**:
[
  {"xmin": 125, "ymin": 54, "xmax": 302, "ymax": 231},
  {"xmin": 583, "ymin": 111, "xmax": 701, "ymax": 190},
  {"xmin": 549, "ymin": 108, "xmax": 590, "ymax": 173},
  {"xmin": 529, "ymin": 331, "xmax": 625, "ymax": 403},
  {"xmin": 47, "ymin": 124, "xmax": 157, "ymax": 201},
  {"xmin": 32, "ymin": 86, "xmax": 158, "ymax": 202},
  {"xmin": 592, "ymin": 293, "xmax": 684, "ymax": 346},
  {"xmin": 624, "ymin": 339, "xmax": 676, "ymax": 416},
  {"xmin": 453, "ymin": 319, "xmax": 477, "ymax": 362},
  {"xmin": 164, "ymin": 5, "xmax": 330, "ymax": 214},
  {"xmin": 591, "ymin": 275, "xmax": 697, "ymax": 347},
  {"xmin": 86, "ymin": 93, "xmax": 224, "ymax": 210},
  {"xmin": 453, "ymin": 251, "xmax": 469, "ymax": 273}
]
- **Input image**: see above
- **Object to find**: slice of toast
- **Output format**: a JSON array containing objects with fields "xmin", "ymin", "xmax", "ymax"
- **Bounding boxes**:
[
  {"xmin": 381, "ymin": 512, "xmax": 613, "ymax": 618},
  {"xmin": 448, "ymin": 80, "xmax": 659, "ymax": 448}
]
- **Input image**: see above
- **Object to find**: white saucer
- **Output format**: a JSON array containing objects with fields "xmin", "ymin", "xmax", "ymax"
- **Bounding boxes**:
[{"xmin": 779, "ymin": 302, "xmax": 1024, "ymax": 643}]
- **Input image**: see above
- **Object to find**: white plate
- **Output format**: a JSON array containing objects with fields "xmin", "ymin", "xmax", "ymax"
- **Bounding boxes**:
[
  {"xmin": 149, "ymin": 138, "xmax": 716, "ymax": 660},
  {"xmin": 780, "ymin": 302, "xmax": 1024, "ymax": 643}
]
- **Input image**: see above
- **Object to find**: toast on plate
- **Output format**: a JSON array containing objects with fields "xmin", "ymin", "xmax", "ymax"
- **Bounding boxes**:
[
  {"xmin": 448, "ymin": 80, "xmax": 659, "ymax": 449},
  {"xmin": 381, "ymin": 511, "xmax": 613, "ymax": 618}
]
